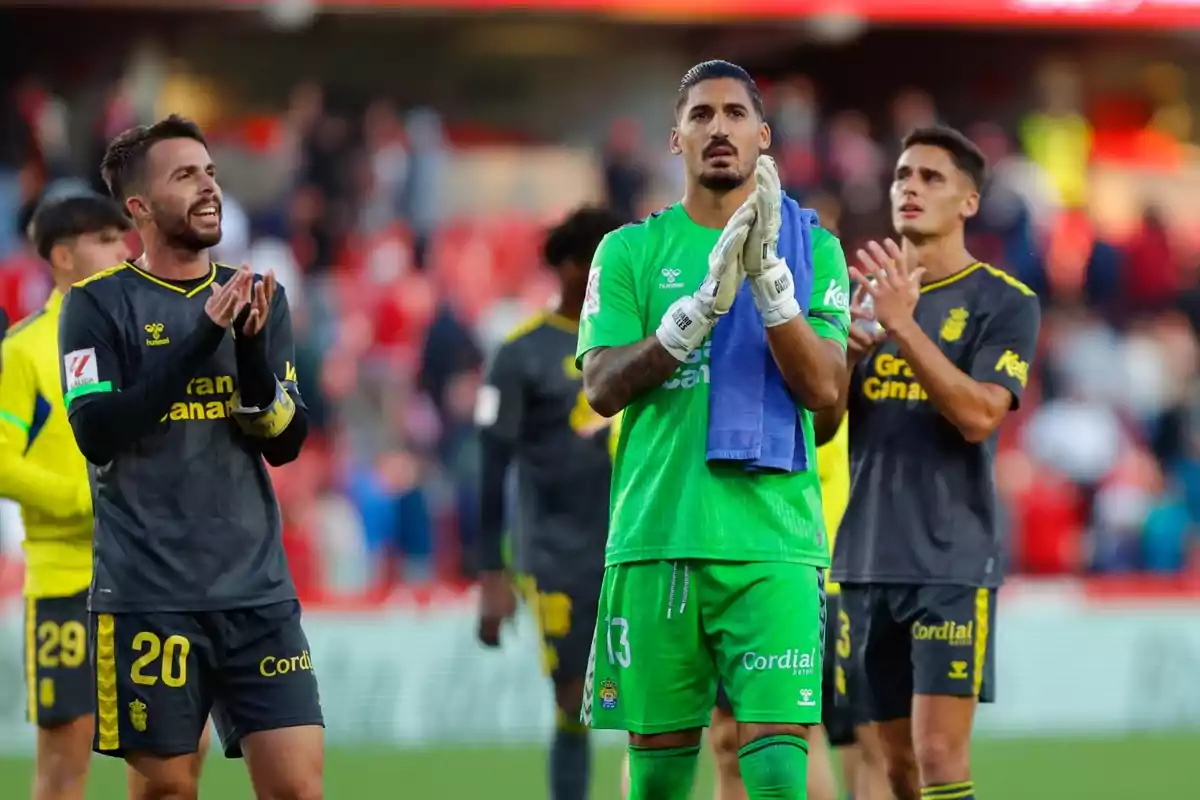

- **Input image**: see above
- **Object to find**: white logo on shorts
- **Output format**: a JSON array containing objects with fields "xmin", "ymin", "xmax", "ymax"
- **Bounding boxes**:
[{"xmin": 798, "ymin": 688, "xmax": 817, "ymax": 707}]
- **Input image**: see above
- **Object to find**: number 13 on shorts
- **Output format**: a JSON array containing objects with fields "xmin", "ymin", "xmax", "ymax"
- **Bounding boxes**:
[{"xmin": 605, "ymin": 616, "xmax": 631, "ymax": 669}]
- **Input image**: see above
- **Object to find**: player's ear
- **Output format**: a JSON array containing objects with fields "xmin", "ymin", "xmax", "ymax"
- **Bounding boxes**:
[
  {"xmin": 124, "ymin": 195, "xmax": 151, "ymax": 224},
  {"xmin": 759, "ymin": 120, "xmax": 772, "ymax": 151},
  {"xmin": 48, "ymin": 241, "xmax": 73, "ymax": 275},
  {"xmin": 669, "ymin": 128, "xmax": 682, "ymax": 156},
  {"xmin": 960, "ymin": 189, "xmax": 980, "ymax": 221}
]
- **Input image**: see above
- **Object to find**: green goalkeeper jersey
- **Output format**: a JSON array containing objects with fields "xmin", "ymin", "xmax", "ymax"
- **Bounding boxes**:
[{"xmin": 576, "ymin": 203, "xmax": 851, "ymax": 567}]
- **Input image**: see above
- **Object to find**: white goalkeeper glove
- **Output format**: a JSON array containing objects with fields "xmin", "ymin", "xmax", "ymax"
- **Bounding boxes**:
[
  {"xmin": 743, "ymin": 155, "xmax": 801, "ymax": 327},
  {"xmin": 655, "ymin": 199, "xmax": 755, "ymax": 361}
]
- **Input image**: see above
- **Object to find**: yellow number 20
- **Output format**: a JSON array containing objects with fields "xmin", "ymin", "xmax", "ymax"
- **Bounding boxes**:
[
  {"xmin": 37, "ymin": 620, "xmax": 86, "ymax": 669},
  {"xmin": 130, "ymin": 632, "xmax": 190, "ymax": 688}
]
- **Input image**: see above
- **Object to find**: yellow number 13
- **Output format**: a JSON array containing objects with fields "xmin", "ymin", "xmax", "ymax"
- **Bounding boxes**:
[{"xmin": 130, "ymin": 632, "xmax": 190, "ymax": 688}]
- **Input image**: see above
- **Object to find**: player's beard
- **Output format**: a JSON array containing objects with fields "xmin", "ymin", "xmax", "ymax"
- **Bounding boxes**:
[
  {"xmin": 152, "ymin": 204, "xmax": 222, "ymax": 253},
  {"xmin": 698, "ymin": 163, "xmax": 751, "ymax": 193}
]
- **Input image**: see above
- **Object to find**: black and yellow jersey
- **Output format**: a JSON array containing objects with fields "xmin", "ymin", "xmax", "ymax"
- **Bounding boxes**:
[
  {"xmin": 57, "ymin": 262, "xmax": 300, "ymax": 613},
  {"xmin": 833, "ymin": 263, "xmax": 1040, "ymax": 588},
  {"xmin": 476, "ymin": 311, "xmax": 611, "ymax": 583},
  {"xmin": 0, "ymin": 290, "xmax": 93, "ymax": 599}
]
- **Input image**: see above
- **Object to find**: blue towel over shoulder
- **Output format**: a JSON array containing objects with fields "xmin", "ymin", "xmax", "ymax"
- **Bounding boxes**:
[{"xmin": 705, "ymin": 199, "xmax": 819, "ymax": 473}]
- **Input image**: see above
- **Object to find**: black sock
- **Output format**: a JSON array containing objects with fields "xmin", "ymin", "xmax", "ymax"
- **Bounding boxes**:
[
  {"xmin": 922, "ymin": 781, "xmax": 975, "ymax": 800},
  {"xmin": 550, "ymin": 715, "xmax": 590, "ymax": 800}
]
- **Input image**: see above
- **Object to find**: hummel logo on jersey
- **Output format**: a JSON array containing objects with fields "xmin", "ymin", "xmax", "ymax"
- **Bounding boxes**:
[
  {"xmin": 660, "ymin": 268, "xmax": 683, "ymax": 289},
  {"xmin": 144, "ymin": 322, "xmax": 170, "ymax": 347},
  {"xmin": 798, "ymin": 689, "xmax": 817, "ymax": 707},
  {"xmin": 823, "ymin": 279, "xmax": 849, "ymax": 311}
]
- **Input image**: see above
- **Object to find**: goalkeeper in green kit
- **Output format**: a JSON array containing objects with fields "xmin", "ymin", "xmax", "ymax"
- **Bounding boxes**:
[{"xmin": 578, "ymin": 61, "xmax": 851, "ymax": 800}]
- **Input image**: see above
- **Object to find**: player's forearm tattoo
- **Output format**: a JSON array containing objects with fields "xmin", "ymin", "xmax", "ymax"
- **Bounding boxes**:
[{"xmin": 583, "ymin": 338, "xmax": 680, "ymax": 417}]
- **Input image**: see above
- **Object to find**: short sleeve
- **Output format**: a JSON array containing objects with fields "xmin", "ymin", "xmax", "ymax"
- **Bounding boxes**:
[
  {"xmin": 265, "ymin": 283, "xmax": 304, "ymax": 406},
  {"xmin": 806, "ymin": 229, "xmax": 851, "ymax": 349},
  {"xmin": 968, "ymin": 289, "xmax": 1041, "ymax": 409},
  {"xmin": 576, "ymin": 230, "xmax": 644, "ymax": 368},
  {"xmin": 58, "ymin": 288, "xmax": 124, "ymax": 414},
  {"xmin": 0, "ymin": 338, "xmax": 35, "ymax": 450},
  {"xmin": 475, "ymin": 341, "xmax": 525, "ymax": 446}
]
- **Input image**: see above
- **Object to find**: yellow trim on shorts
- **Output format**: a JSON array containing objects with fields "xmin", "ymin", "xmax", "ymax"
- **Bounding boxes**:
[
  {"xmin": 25, "ymin": 598, "xmax": 37, "ymax": 725},
  {"xmin": 973, "ymin": 589, "xmax": 989, "ymax": 697},
  {"xmin": 95, "ymin": 613, "xmax": 120, "ymax": 751}
]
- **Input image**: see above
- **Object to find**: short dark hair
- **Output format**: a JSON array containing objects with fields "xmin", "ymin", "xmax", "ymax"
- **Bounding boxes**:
[
  {"xmin": 100, "ymin": 114, "xmax": 207, "ymax": 202},
  {"xmin": 30, "ymin": 194, "xmax": 130, "ymax": 261},
  {"xmin": 543, "ymin": 207, "xmax": 626, "ymax": 269},
  {"xmin": 900, "ymin": 125, "xmax": 987, "ymax": 190},
  {"xmin": 676, "ymin": 60, "xmax": 765, "ymax": 120}
]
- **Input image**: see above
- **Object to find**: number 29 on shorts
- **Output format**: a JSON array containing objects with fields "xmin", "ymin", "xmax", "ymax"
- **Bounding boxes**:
[{"xmin": 605, "ymin": 616, "xmax": 631, "ymax": 668}]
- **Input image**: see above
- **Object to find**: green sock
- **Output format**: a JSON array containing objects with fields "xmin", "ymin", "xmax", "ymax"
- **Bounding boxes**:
[
  {"xmin": 922, "ymin": 781, "xmax": 975, "ymax": 800},
  {"xmin": 626, "ymin": 744, "xmax": 700, "ymax": 800},
  {"xmin": 737, "ymin": 734, "xmax": 809, "ymax": 799}
]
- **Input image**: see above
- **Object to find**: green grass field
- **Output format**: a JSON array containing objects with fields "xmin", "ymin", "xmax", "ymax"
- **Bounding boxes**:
[{"xmin": 2, "ymin": 734, "xmax": 1197, "ymax": 798}]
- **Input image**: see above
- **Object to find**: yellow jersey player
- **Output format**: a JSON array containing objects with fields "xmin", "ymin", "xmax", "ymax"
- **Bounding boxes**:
[{"xmin": 0, "ymin": 195, "xmax": 128, "ymax": 800}]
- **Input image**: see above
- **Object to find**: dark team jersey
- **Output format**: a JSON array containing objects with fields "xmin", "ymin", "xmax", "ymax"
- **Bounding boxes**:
[
  {"xmin": 58, "ymin": 262, "xmax": 298, "ymax": 613},
  {"xmin": 832, "ymin": 262, "xmax": 1041, "ymax": 588},
  {"xmin": 477, "ymin": 312, "xmax": 610, "ymax": 583}
]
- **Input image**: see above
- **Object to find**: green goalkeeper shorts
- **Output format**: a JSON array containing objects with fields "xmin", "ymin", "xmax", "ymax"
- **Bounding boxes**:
[{"xmin": 581, "ymin": 560, "xmax": 825, "ymax": 734}]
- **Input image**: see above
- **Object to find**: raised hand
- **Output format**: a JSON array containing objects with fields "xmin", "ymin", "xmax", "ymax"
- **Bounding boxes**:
[
  {"xmin": 240, "ymin": 270, "xmax": 277, "ymax": 338},
  {"xmin": 204, "ymin": 266, "xmax": 253, "ymax": 328},
  {"xmin": 700, "ymin": 198, "xmax": 756, "ymax": 318},
  {"xmin": 847, "ymin": 282, "xmax": 887, "ymax": 364},
  {"xmin": 849, "ymin": 239, "xmax": 925, "ymax": 333},
  {"xmin": 742, "ymin": 155, "xmax": 800, "ymax": 327}
]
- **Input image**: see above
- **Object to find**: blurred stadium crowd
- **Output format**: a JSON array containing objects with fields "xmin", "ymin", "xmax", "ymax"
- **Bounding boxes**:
[{"xmin": 1, "ymin": 17, "xmax": 1199, "ymax": 601}]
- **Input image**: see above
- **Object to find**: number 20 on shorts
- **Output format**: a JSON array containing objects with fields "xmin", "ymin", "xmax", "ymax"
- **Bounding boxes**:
[
  {"xmin": 130, "ymin": 632, "xmax": 191, "ymax": 688},
  {"xmin": 605, "ymin": 616, "xmax": 631, "ymax": 668}
]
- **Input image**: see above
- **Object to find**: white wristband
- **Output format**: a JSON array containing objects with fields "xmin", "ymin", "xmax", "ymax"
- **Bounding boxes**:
[
  {"xmin": 655, "ymin": 295, "xmax": 715, "ymax": 361},
  {"xmin": 749, "ymin": 261, "xmax": 801, "ymax": 327}
]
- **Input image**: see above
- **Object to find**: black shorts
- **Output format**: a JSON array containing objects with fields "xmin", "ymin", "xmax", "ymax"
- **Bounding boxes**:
[
  {"xmin": 714, "ymin": 590, "xmax": 855, "ymax": 747},
  {"xmin": 90, "ymin": 600, "xmax": 324, "ymax": 759},
  {"xmin": 520, "ymin": 573, "xmax": 601, "ymax": 684},
  {"xmin": 25, "ymin": 591, "xmax": 94, "ymax": 728},
  {"xmin": 839, "ymin": 583, "xmax": 997, "ymax": 723}
]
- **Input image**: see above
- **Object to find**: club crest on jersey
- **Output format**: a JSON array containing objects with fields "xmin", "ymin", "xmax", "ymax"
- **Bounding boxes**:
[
  {"xmin": 940, "ymin": 308, "xmax": 969, "ymax": 342},
  {"xmin": 599, "ymin": 678, "xmax": 619, "ymax": 710},
  {"xmin": 583, "ymin": 267, "xmax": 601, "ymax": 318},
  {"xmin": 129, "ymin": 699, "xmax": 148, "ymax": 732}
]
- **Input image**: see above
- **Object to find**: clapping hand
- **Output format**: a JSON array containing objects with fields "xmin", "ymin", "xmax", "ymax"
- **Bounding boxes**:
[{"xmin": 849, "ymin": 239, "xmax": 925, "ymax": 333}]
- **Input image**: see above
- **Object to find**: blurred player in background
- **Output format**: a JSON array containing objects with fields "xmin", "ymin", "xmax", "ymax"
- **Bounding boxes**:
[
  {"xmin": 476, "ymin": 206, "xmax": 626, "ymax": 800},
  {"xmin": 57, "ymin": 115, "xmax": 323, "ymax": 800},
  {"xmin": 823, "ymin": 126, "xmax": 1040, "ymax": 800},
  {"xmin": 708, "ymin": 416, "xmax": 891, "ymax": 800},
  {"xmin": 579, "ymin": 60, "xmax": 851, "ymax": 800},
  {"xmin": 0, "ymin": 195, "xmax": 128, "ymax": 800}
]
